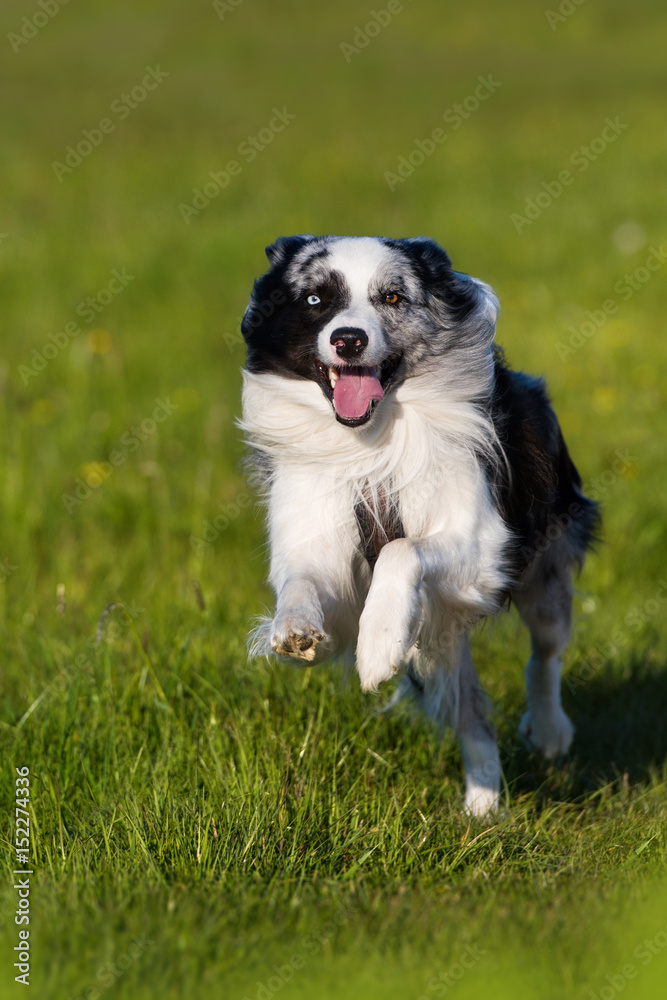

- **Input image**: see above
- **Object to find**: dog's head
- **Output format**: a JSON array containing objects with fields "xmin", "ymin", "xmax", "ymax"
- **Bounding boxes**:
[{"xmin": 241, "ymin": 235, "xmax": 498, "ymax": 428}]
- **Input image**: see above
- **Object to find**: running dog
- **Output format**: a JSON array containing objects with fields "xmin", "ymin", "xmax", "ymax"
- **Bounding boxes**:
[{"xmin": 240, "ymin": 235, "xmax": 599, "ymax": 815}]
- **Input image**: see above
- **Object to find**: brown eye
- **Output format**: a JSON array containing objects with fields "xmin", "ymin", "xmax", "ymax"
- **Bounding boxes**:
[{"xmin": 385, "ymin": 292, "xmax": 400, "ymax": 305}]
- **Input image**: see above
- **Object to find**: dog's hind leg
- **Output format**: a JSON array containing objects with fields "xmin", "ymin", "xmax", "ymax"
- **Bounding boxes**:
[
  {"xmin": 513, "ymin": 548, "xmax": 575, "ymax": 760},
  {"xmin": 416, "ymin": 634, "xmax": 500, "ymax": 817},
  {"xmin": 455, "ymin": 638, "xmax": 501, "ymax": 817}
]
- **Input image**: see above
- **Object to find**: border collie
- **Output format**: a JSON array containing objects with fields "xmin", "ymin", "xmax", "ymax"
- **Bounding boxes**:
[{"xmin": 240, "ymin": 235, "xmax": 599, "ymax": 816}]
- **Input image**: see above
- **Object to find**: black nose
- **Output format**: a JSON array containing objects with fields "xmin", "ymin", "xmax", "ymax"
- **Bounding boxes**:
[{"xmin": 329, "ymin": 327, "xmax": 368, "ymax": 361}]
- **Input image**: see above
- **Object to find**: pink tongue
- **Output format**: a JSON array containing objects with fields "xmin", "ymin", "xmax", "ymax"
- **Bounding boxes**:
[{"xmin": 333, "ymin": 367, "xmax": 384, "ymax": 421}]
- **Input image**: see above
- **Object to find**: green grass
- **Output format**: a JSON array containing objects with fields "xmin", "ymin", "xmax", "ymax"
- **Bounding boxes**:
[{"xmin": 1, "ymin": 0, "xmax": 667, "ymax": 996}]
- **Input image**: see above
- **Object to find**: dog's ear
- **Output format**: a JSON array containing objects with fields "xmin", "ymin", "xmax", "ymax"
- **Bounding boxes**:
[
  {"xmin": 265, "ymin": 235, "xmax": 316, "ymax": 266},
  {"xmin": 397, "ymin": 236, "xmax": 499, "ymax": 331},
  {"xmin": 399, "ymin": 236, "xmax": 454, "ymax": 275}
]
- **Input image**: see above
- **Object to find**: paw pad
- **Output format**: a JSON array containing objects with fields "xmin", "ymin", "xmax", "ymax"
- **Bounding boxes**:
[{"xmin": 272, "ymin": 628, "xmax": 325, "ymax": 662}]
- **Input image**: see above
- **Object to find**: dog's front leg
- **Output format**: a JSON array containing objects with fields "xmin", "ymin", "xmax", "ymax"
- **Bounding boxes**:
[
  {"xmin": 270, "ymin": 576, "xmax": 327, "ymax": 663},
  {"xmin": 356, "ymin": 538, "xmax": 426, "ymax": 691},
  {"xmin": 257, "ymin": 470, "xmax": 357, "ymax": 665},
  {"xmin": 355, "ymin": 527, "xmax": 505, "ymax": 692}
]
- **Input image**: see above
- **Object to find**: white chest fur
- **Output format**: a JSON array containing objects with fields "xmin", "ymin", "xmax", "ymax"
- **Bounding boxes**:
[{"xmin": 240, "ymin": 370, "xmax": 511, "ymax": 615}]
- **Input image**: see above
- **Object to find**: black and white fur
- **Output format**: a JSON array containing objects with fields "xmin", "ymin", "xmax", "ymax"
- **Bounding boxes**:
[{"xmin": 240, "ymin": 235, "xmax": 599, "ymax": 816}]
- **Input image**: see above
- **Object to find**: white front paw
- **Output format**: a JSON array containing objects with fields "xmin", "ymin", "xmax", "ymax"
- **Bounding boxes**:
[
  {"xmin": 518, "ymin": 705, "xmax": 574, "ymax": 760},
  {"xmin": 354, "ymin": 538, "xmax": 424, "ymax": 693},
  {"xmin": 355, "ymin": 630, "xmax": 401, "ymax": 692},
  {"xmin": 356, "ymin": 599, "xmax": 422, "ymax": 693}
]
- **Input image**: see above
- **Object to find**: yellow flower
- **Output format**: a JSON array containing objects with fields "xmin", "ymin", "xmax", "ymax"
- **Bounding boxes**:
[
  {"xmin": 30, "ymin": 399, "xmax": 56, "ymax": 424},
  {"xmin": 86, "ymin": 329, "xmax": 112, "ymax": 354}
]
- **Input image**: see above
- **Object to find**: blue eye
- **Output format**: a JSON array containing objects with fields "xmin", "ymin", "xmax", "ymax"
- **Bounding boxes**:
[{"xmin": 306, "ymin": 294, "xmax": 320, "ymax": 305}]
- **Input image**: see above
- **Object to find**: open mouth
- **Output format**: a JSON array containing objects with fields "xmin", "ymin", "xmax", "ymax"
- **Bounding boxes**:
[{"xmin": 315, "ymin": 354, "xmax": 402, "ymax": 427}]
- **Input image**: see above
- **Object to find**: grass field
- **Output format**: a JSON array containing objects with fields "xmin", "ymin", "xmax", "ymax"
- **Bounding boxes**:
[{"xmin": 1, "ymin": 0, "xmax": 666, "ymax": 997}]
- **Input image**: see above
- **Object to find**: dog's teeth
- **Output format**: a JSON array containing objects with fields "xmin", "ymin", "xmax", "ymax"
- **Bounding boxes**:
[{"xmin": 329, "ymin": 368, "xmax": 339, "ymax": 389}]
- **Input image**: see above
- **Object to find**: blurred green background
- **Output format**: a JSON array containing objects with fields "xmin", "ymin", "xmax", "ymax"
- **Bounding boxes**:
[{"xmin": 0, "ymin": 0, "xmax": 666, "ymax": 997}]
